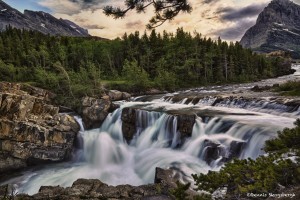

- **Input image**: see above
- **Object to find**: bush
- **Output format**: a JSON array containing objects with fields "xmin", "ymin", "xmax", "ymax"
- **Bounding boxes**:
[
  {"xmin": 275, "ymin": 81, "xmax": 300, "ymax": 96},
  {"xmin": 122, "ymin": 59, "xmax": 152, "ymax": 91}
]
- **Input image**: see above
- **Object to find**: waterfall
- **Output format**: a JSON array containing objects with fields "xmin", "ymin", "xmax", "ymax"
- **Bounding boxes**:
[
  {"xmin": 3, "ymin": 62, "xmax": 300, "ymax": 195},
  {"xmin": 6, "ymin": 100, "xmax": 296, "ymax": 196}
]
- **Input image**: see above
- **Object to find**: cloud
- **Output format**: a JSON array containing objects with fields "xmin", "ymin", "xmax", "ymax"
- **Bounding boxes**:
[
  {"xmin": 125, "ymin": 20, "xmax": 144, "ymax": 29},
  {"xmin": 211, "ymin": 19, "xmax": 257, "ymax": 41},
  {"xmin": 203, "ymin": 0, "xmax": 219, "ymax": 4},
  {"xmin": 83, "ymin": 24, "xmax": 105, "ymax": 29},
  {"xmin": 218, "ymin": 3, "xmax": 267, "ymax": 21},
  {"xmin": 36, "ymin": 0, "xmax": 273, "ymax": 41},
  {"xmin": 38, "ymin": 0, "xmax": 123, "ymax": 14}
]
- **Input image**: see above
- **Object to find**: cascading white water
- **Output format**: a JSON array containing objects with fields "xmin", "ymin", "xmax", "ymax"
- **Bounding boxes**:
[
  {"xmin": 2, "ymin": 65, "xmax": 300, "ymax": 195},
  {"xmin": 3, "ymin": 100, "xmax": 297, "ymax": 195}
]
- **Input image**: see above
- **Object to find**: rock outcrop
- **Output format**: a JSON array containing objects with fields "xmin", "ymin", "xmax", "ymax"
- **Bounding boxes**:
[
  {"xmin": 108, "ymin": 90, "xmax": 131, "ymax": 101},
  {"xmin": 0, "ymin": 82, "xmax": 80, "ymax": 174},
  {"xmin": 0, "ymin": 168, "xmax": 198, "ymax": 200},
  {"xmin": 80, "ymin": 90, "xmax": 131, "ymax": 130},
  {"xmin": 0, "ymin": 1, "xmax": 89, "ymax": 37},
  {"xmin": 240, "ymin": 0, "xmax": 300, "ymax": 59},
  {"xmin": 80, "ymin": 96, "xmax": 111, "ymax": 130}
]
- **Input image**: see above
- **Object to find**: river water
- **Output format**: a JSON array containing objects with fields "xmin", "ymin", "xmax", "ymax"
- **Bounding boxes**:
[{"xmin": 2, "ymin": 65, "xmax": 300, "ymax": 195}]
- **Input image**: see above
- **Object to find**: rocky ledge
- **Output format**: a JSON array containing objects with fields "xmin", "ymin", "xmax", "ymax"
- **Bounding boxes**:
[
  {"xmin": 0, "ymin": 82, "xmax": 80, "ymax": 175},
  {"xmin": 0, "ymin": 168, "xmax": 199, "ymax": 200},
  {"xmin": 80, "ymin": 90, "xmax": 131, "ymax": 130}
]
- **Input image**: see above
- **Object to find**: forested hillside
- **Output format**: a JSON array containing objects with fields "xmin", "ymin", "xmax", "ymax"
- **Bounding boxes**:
[{"xmin": 0, "ymin": 27, "xmax": 291, "ymax": 108}]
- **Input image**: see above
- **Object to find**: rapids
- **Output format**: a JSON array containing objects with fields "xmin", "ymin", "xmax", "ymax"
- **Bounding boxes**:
[{"xmin": 1, "ymin": 65, "xmax": 300, "ymax": 195}]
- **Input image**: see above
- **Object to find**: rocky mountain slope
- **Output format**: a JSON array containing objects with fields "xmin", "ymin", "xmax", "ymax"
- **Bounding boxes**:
[
  {"xmin": 240, "ymin": 0, "xmax": 300, "ymax": 59},
  {"xmin": 0, "ymin": 1, "xmax": 89, "ymax": 37}
]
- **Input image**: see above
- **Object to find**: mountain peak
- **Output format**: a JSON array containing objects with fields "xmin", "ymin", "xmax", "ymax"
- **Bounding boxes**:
[
  {"xmin": 0, "ymin": 2, "xmax": 89, "ymax": 37},
  {"xmin": 240, "ymin": 0, "xmax": 300, "ymax": 58}
]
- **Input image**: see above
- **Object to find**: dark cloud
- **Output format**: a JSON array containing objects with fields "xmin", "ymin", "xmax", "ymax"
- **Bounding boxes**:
[
  {"xmin": 68, "ymin": 0, "xmax": 112, "ymax": 10},
  {"xmin": 70, "ymin": 0, "xmax": 106, "ymax": 5},
  {"xmin": 83, "ymin": 24, "xmax": 105, "ymax": 29},
  {"xmin": 211, "ymin": 19, "xmax": 256, "ymax": 41},
  {"xmin": 218, "ymin": 3, "xmax": 267, "ymax": 21},
  {"xmin": 125, "ymin": 20, "xmax": 143, "ymax": 29},
  {"xmin": 203, "ymin": 0, "xmax": 218, "ymax": 4}
]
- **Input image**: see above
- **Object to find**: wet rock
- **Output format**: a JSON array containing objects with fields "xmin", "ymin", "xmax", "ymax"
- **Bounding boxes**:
[
  {"xmin": 212, "ymin": 97, "xmax": 223, "ymax": 106},
  {"xmin": 155, "ymin": 167, "xmax": 177, "ymax": 189},
  {"xmin": 0, "ymin": 82, "xmax": 80, "ymax": 174},
  {"xmin": 121, "ymin": 107, "xmax": 137, "ymax": 142},
  {"xmin": 58, "ymin": 106, "xmax": 74, "ymax": 113},
  {"xmin": 228, "ymin": 141, "xmax": 246, "ymax": 159},
  {"xmin": 122, "ymin": 92, "xmax": 131, "ymax": 100},
  {"xmin": 0, "ymin": 152, "xmax": 26, "ymax": 174},
  {"xmin": 202, "ymin": 140, "xmax": 223, "ymax": 165},
  {"xmin": 273, "ymin": 83, "xmax": 280, "ymax": 88},
  {"xmin": 108, "ymin": 90, "xmax": 131, "ymax": 101},
  {"xmin": 142, "ymin": 195, "xmax": 173, "ymax": 200},
  {"xmin": 251, "ymin": 85, "xmax": 272, "ymax": 92},
  {"xmin": 177, "ymin": 115, "xmax": 195, "ymax": 141},
  {"xmin": 81, "ymin": 96, "xmax": 111, "ymax": 129},
  {"xmin": 109, "ymin": 102, "xmax": 120, "ymax": 113},
  {"xmin": 146, "ymin": 89, "xmax": 164, "ymax": 95},
  {"xmin": 108, "ymin": 90, "xmax": 123, "ymax": 101}
]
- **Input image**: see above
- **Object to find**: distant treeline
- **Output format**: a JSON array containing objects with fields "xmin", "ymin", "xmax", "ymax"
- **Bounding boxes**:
[{"xmin": 0, "ymin": 27, "xmax": 292, "ymax": 107}]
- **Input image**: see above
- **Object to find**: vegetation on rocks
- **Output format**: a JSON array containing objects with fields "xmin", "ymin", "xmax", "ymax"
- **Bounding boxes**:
[
  {"xmin": 192, "ymin": 119, "xmax": 300, "ymax": 199},
  {"xmin": 275, "ymin": 81, "xmax": 300, "ymax": 96}
]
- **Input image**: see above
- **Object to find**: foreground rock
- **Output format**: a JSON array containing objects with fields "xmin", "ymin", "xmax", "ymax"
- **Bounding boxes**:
[
  {"xmin": 0, "ymin": 168, "xmax": 199, "ymax": 200},
  {"xmin": 0, "ymin": 82, "xmax": 80, "ymax": 175}
]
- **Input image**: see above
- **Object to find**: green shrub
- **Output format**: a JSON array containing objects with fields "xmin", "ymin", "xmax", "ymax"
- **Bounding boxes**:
[{"xmin": 275, "ymin": 81, "xmax": 300, "ymax": 96}]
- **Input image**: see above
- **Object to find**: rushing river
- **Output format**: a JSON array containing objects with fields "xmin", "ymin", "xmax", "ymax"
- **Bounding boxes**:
[{"xmin": 2, "ymin": 65, "xmax": 300, "ymax": 195}]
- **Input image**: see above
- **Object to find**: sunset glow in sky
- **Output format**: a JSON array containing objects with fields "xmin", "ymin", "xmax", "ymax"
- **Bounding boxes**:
[{"xmin": 3, "ymin": 0, "xmax": 300, "ymax": 41}]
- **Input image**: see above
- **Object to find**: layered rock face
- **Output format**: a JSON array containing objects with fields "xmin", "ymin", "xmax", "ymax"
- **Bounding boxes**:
[
  {"xmin": 0, "ymin": 82, "xmax": 80, "ymax": 174},
  {"xmin": 0, "ymin": 1, "xmax": 89, "ymax": 37},
  {"xmin": 240, "ymin": 0, "xmax": 300, "ymax": 58}
]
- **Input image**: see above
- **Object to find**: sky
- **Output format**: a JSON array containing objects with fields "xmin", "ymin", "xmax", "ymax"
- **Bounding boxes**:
[{"xmin": 3, "ymin": 0, "xmax": 300, "ymax": 41}]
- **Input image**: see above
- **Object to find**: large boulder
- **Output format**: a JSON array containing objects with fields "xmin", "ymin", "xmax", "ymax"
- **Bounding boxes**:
[
  {"xmin": 0, "ymin": 82, "xmax": 80, "ymax": 174},
  {"xmin": 108, "ymin": 90, "xmax": 131, "ymax": 101},
  {"xmin": 81, "ymin": 96, "xmax": 111, "ymax": 129}
]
